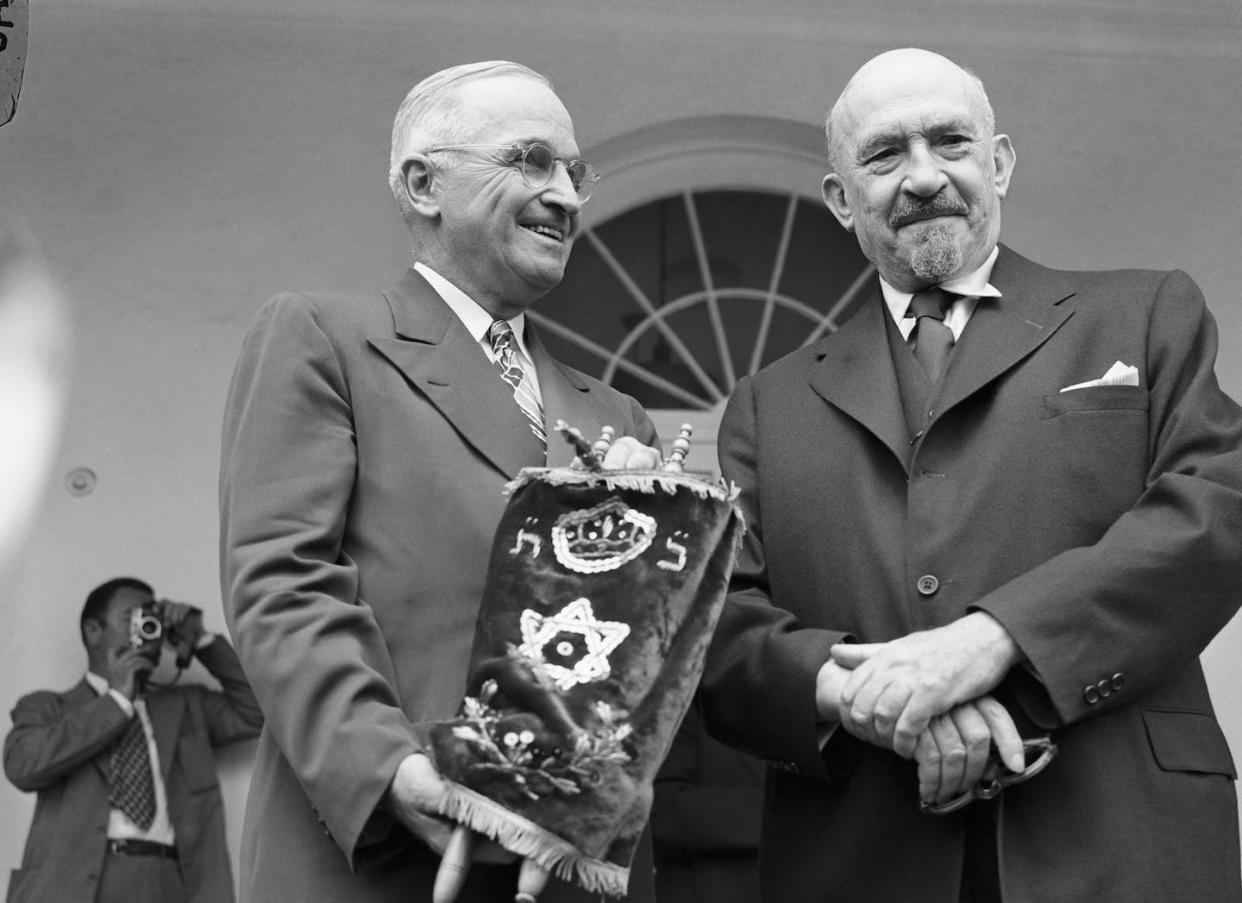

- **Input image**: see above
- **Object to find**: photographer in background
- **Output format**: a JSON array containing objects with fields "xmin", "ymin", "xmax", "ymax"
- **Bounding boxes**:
[{"xmin": 3, "ymin": 577, "xmax": 263, "ymax": 903}]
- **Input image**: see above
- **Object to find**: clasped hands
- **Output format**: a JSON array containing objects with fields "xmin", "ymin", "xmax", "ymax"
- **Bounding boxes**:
[{"xmin": 817, "ymin": 612, "xmax": 1025, "ymax": 807}]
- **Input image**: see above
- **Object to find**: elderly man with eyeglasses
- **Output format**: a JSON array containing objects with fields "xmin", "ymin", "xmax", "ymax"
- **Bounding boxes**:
[{"xmin": 219, "ymin": 61, "xmax": 660, "ymax": 903}]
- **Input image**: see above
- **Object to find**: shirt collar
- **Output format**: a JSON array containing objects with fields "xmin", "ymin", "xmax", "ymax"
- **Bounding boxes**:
[
  {"xmin": 880, "ymin": 245, "xmax": 1002, "ymax": 324},
  {"xmin": 85, "ymin": 671, "xmax": 109, "ymax": 695},
  {"xmin": 413, "ymin": 262, "xmax": 531, "ymax": 357}
]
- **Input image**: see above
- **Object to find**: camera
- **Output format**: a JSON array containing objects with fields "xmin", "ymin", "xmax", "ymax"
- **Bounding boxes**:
[
  {"xmin": 129, "ymin": 604, "xmax": 164, "ymax": 648},
  {"xmin": 129, "ymin": 600, "xmax": 202, "ymax": 669}
]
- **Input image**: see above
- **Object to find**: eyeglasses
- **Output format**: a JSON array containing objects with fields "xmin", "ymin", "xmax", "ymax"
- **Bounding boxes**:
[
  {"xmin": 919, "ymin": 736, "xmax": 1058, "ymax": 815},
  {"xmin": 424, "ymin": 143, "xmax": 600, "ymax": 202}
]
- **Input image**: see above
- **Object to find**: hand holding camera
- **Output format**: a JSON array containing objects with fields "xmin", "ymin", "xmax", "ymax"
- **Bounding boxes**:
[
  {"xmin": 105, "ymin": 645, "xmax": 154, "ymax": 700},
  {"xmin": 159, "ymin": 600, "xmax": 206, "ymax": 666},
  {"xmin": 129, "ymin": 599, "xmax": 205, "ymax": 673}
]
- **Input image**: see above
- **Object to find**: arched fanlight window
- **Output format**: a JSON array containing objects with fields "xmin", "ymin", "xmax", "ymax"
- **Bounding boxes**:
[
  {"xmin": 533, "ymin": 188, "xmax": 873, "ymax": 410},
  {"xmin": 530, "ymin": 116, "xmax": 876, "ymax": 468}
]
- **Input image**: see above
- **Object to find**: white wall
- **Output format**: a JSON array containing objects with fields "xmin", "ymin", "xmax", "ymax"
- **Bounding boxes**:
[{"xmin": 1, "ymin": 1, "xmax": 1239, "ymax": 894}]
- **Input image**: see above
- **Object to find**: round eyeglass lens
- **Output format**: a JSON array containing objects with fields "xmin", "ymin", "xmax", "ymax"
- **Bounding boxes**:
[
  {"xmin": 520, "ymin": 144, "xmax": 596, "ymax": 200},
  {"xmin": 520, "ymin": 144, "xmax": 556, "ymax": 186}
]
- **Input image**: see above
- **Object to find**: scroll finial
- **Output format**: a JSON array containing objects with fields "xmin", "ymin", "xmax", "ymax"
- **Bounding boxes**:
[
  {"xmin": 591, "ymin": 426, "xmax": 616, "ymax": 464},
  {"xmin": 555, "ymin": 420, "xmax": 604, "ymax": 471},
  {"xmin": 662, "ymin": 423, "xmax": 694, "ymax": 473}
]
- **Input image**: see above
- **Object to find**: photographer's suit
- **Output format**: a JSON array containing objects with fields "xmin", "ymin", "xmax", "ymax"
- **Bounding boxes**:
[
  {"xmin": 4, "ymin": 637, "xmax": 263, "ymax": 903},
  {"xmin": 220, "ymin": 268, "xmax": 658, "ymax": 902}
]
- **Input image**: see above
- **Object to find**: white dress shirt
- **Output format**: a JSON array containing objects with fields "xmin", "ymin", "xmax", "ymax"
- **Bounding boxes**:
[
  {"xmin": 880, "ymin": 245, "xmax": 1002, "ymax": 341},
  {"xmin": 85, "ymin": 670, "xmax": 176, "ymax": 845}
]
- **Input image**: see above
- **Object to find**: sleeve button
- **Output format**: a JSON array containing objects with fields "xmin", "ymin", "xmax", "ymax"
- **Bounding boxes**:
[{"xmin": 1083, "ymin": 685, "xmax": 1101, "ymax": 705}]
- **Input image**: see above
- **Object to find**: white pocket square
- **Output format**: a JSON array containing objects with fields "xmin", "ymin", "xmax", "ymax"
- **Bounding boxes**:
[{"xmin": 1059, "ymin": 361, "xmax": 1140, "ymax": 393}]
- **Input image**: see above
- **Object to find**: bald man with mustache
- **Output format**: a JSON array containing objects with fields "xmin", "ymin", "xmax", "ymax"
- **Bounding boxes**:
[{"xmin": 700, "ymin": 48, "xmax": 1242, "ymax": 903}]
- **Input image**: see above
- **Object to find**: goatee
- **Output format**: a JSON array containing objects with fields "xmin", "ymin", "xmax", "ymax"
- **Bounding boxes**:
[{"xmin": 909, "ymin": 224, "xmax": 963, "ymax": 283}]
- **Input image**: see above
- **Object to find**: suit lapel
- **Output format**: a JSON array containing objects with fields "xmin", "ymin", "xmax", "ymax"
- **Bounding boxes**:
[
  {"xmin": 144, "ymin": 690, "xmax": 183, "ymax": 781},
  {"xmin": 65, "ymin": 680, "xmax": 113, "ymax": 782},
  {"xmin": 809, "ymin": 247, "xmax": 1077, "ymax": 470},
  {"xmin": 369, "ymin": 269, "xmax": 545, "ymax": 479},
  {"xmin": 934, "ymin": 246, "xmax": 1076, "ymax": 421},
  {"xmin": 809, "ymin": 291, "xmax": 911, "ymax": 470},
  {"xmin": 527, "ymin": 321, "xmax": 597, "ymax": 468}
]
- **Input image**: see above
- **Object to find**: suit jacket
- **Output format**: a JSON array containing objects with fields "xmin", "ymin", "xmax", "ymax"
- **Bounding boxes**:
[
  {"xmin": 3, "ymin": 638, "xmax": 263, "ymax": 903},
  {"xmin": 651, "ymin": 699, "xmax": 764, "ymax": 903},
  {"xmin": 700, "ymin": 246, "xmax": 1242, "ymax": 903},
  {"xmin": 219, "ymin": 268, "xmax": 659, "ymax": 903}
]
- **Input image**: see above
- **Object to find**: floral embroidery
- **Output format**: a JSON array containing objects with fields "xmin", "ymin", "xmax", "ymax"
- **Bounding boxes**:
[{"xmin": 451, "ymin": 679, "xmax": 632, "ymax": 800}]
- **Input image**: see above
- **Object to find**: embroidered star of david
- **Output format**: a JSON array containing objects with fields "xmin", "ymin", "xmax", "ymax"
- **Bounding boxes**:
[{"xmin": 518, "ymin": 598, "xmax": 630, "ymax": 691}]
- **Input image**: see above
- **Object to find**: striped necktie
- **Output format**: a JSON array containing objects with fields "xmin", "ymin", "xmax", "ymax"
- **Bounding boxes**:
[
  {"xmin": 488, "ymin": 319, "xmax": 546, "ymax": 450},
  {"xmin": 109, "ymin": 714, "xmax": 157, "ymax": 830}
]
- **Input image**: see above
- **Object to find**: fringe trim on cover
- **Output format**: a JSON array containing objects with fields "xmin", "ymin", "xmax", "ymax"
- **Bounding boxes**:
[
  {"xmin": 437, "ymin": 782, "xmax": 630, "ymax": 897},
  {"xmin": 506, "ymin": 466, "xmax": 740, "ymax": 507}
]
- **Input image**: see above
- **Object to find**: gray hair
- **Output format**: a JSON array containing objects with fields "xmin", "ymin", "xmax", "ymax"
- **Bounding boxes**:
[
  {"xmin": 387, "ymin": 61, "xmax": 552, "ymax": 227},
  {"xmin": 823, "ymin": 56, "xmax": 995, "ymax": 172}
]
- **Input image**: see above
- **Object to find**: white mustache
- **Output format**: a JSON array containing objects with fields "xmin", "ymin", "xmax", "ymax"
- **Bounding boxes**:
[{"xmin": 890, "ymin": 199, "xmax": 967, "ymax": 228}]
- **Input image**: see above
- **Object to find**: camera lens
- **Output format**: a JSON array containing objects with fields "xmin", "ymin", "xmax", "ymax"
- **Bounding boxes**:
[{"xmin": 130, "ymin": 607, "xmax": 163, "ymax": 646}]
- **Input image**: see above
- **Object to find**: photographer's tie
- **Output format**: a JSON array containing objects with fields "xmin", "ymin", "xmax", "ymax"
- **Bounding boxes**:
[
  {"xmin": 109, "ymin": 715, "xmax": 156, "ymax": 829},
  {"xmin": 907, "ymin": 288, "xmax": 957, "ymax": 382},
  {"xmin": 488, "ymin": 319, "xmax": 547, "ymax": 450}
]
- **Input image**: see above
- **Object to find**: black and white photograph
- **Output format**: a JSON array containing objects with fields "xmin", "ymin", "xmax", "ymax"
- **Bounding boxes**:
[{"xmin": 1, "ymin": 2, "xmax": 1239, "ymax": 901}]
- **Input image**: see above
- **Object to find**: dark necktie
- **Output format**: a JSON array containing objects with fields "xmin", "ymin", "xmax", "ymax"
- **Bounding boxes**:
[
  {"xmin": 109, "ymin": 714, "xmax": 157, "ymax": 830},
  {"xmin": 907, "ymin": 288, "xmax": 957, "ymax": 382},
  {"xmin": 488, "ymin": 319, "xmax": 546, "ymax": 450}
]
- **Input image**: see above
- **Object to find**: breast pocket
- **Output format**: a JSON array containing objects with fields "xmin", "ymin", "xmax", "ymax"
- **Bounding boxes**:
[
  {"xmin": 1042, "ymin": 385, "xmax": 1149, "ymax": 418},
  {"xmin": 177, "ymin": 729, "xmax": 220, "ymax": 793},
  {"xmin": 1039, "ymin": 386, "xmax": 1150, "ymax": 522}
]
